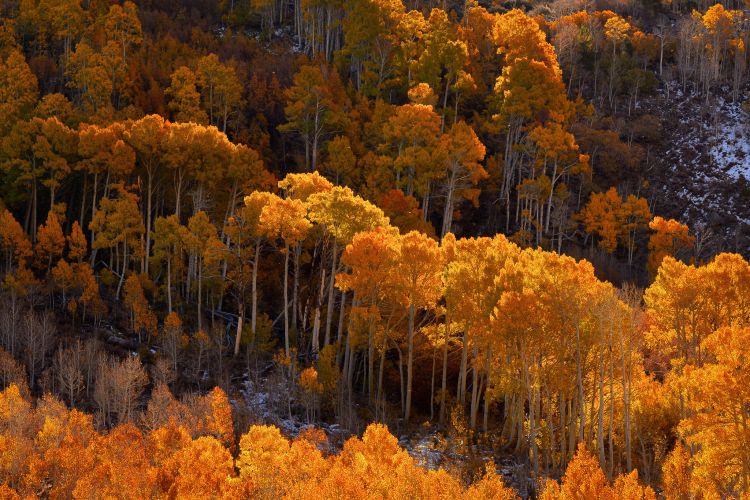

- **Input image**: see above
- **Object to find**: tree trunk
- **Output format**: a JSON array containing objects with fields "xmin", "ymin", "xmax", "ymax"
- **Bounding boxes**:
[
  {"xmin": 323, "ymin": 240, "xmax": 338, "ymax": 346},
  {"xmin": 292, "ymin": 244, "xmax": 300, "ymax": 349},
  {"xmin": 167, "ymin": 256, "xmax": 172, "ymax": 313},
  {"xmin": 311, "ymin": 267, "xmax": 325, "ymax": 355},
  {"xmin": 252, "ymin": 241, "xmax": 260, "ymax": 334},
  {"xmin": 234, "ymin": 301, "xmax": 244, "ymax": 356},
  {"xmin": 470, "ymin": 342, "xmax": 480, "ymax": 429},
  {"xmin": 440, "ymin": 313, "xmax": 450, "ymax": 426},
  {"xmin": 116, "ymin": 244, "xmax": 128, "ymax": 299},
  {"xmin": 458, "ymin": 330, "xmax": 468, "ymax": 405},
  {"xmin": 197, "ymin": 257, "xmax": 203, "ymax": 332},
  {"xmin": 576, "ymin": 323, "xmax": 585, "ymax": 442},
  {"xmin": 405, "ymin": 303, "xmax": 415, "ymax": 422},
  {"xmin": 283, "ymin": 244, "xmax": 290, "ymax": 358},
  {"xmin": 430, "ymin": 345, "xmax": 436, "ymax": 421}
]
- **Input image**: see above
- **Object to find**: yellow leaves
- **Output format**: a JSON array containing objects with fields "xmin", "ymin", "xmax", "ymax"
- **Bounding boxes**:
[
  {"xmin": 396, "ymin": 230, "xmax": 443, "ymax": 310},
  {"xmin": 78, "ymin": 122, "xmax": 135, "ymax": 178},
  {"xmin": 577, "ymin": 188, "xmax": 652, "ymax": 257},
  {"xmin": 123, "ymin": 273, "xmax": 157, "ymax": 338},
  {"xmin": 578, "ymin": 187, "xmax": 622, "ymax": 254},
  {"xmin": 337, "ymin": 227, "xmax": 400, "ymax": 296},
  {"xmin": 662, "ymin": 444, "xmax": 692, "ymax": 499},
  {"xmin": 66, "ymin": 42, "xmax": 113, "ymax": 114},
  {"xmin": 699, "ymin": 4, "xmax": 742, "ymax": 37},
  {"xmin": 444, "ymin": 234, "xmax": 519, "ymax": 332},
  {"xmin": 299, "ymin": 367, "xmax": 324, "ymax": 394},
  {"xmin": 169, "ymin": 436, "xmax": 239, "ymax": 499},
  {"xmin": 36, "ymin": 211, "xmax": 65, "ymax": 267},
  {"xmin": 604, "ymin": 16, "xmax": 631, "ymax": 44},
  {"xmin": 90, "ymin": 183, "xmax": 144, "ymax": 251},
  {"xmin": 306, "ymin": 185, "xmax": 390, "ymax": 244},
  {"xmin": 541, "ymin": 444, "xmax": 655, "ymax": 499},
  {"xmin": 260, "ymin": 195, "xmax": 311, "ymax": 247},
  {"xmin": 493, "ymin": 57, "xmax": 567, "ymax": 123},
  {"xmin": 336, "ymin": 423, "xmax": 415, "ymax": 495},
  {"xmin": 237, "ymin": 424, "xmax": 290, "ymax": 489},
  {"xmin": 0, "ymin": 209, "xmax": 32, "ymax": 269},
  {"xmin": 647, "ymin": 216, "xmax": 694, "ymax": 276},
  {"xmin": 229, "ymin": 143, "xmax": 271, "ymax": 191},
  {"xmin": 243, "ymin": 190, "xmax": 276, "ymax": 224},
  {"xmin": 51, "ymin": 258, "xmax": 75, "ymax": 293},
  {"xmin": 445, "ymin": 120, "xmax": 488, "ymax": 186},
  {"xmin": 463, "ymin": 463, "xmax": 519, "ymax": 500},
  {"xmin": 67, "ymin": 221, "xmax": 88, "ymax": 263},
  {"xmin": 72, "ymin": 424, "xmax": 154, "ymax": 499},
  {"xmin": 675, "ymin": 327, "xmax": 750, "ymax": 497},
  {"xmin": 280, "ymin": 64, "xmax": 350, "ymax": 170},
  {"xmin": 644, "ymin": 252, "xmax": 750, "ymax": 496},
  {"xmin": 323, "ymin": 135, "xmax": 358, "ymax": 186},
  {"xmin": 195, "ymin": 53, "xmax": 244, "ymax": 131},
  {"xmin": 2, "ymin": 117, "xmax": 77, "ymax": 207},
  {"xmin": 613, "ymin": 471, "xmax": 656, "ymax": 500},
  {"xmin": 492, "ymin": 9, "xmax": 568, "ymax": 126},
  {"xmin": 0, "ymin": 384, "xmax": 31, "ymax": 430},
  {"xmin": 408, "ymin": 83, "xmax": 438, "ymax": 106},
  {"xmin": 528, "ymin": 122, "xmax": 578, "ymax": 164},
  {"xmin": 278, "ymin": 171, "xmax": 334, "ymax": 201},
  {"xmin": 338, "ymin": 228, "xmax": 443, "ymax": 324},
  {"xmin": 494, "ymin": 9, "xmax": 560, "ymax": 72},
  {"xmin": 103, "ymin": 1, "xmax": 143, "ymax": 59},
  {"xmin": 380, "ymin": 102, "xmax": 445, "ymax": 196},
  {"xmin": 163, "ymin": 121, "xmax": 235, "ymax": 194},
  {"xmin": 316, "ymin": 344, "xmax": 339, "ymax": 395},
  {"xmin": 0, "ymin": 49, "xmax": 38, "ymax": 134},
  {"xmin": 206, "ymin": 387, "xmax": 234, "ymax": 452},
  {"xmin": 164, "ymin": 311, "xmax": 182, "ymax": 335},
  {"xmin": 124, "ymin": 114, "xmax": 169, "ymax": 163},
  {"xmin": 166, "ymin": 66, "xmax": 208, "ymax": 125},
  {"xmin": 186, "ymin": 211, "xmax": 219, "ymax": 255}
]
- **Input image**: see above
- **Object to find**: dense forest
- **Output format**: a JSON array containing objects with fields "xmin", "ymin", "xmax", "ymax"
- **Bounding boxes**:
[{"xmin": 0, "ymin": 0, "xmax": 749, "ymax": 497}]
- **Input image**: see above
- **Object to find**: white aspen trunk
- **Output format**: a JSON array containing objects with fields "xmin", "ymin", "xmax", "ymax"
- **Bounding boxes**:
[
  {"xmin": 283, "ymin": 244, "xmax": 290, "ymax": 358},
  {"xmin": 323, "ymin": 240, "xmax": 337, "ymax": 346},
  {"xmin": 405, "ymin": 303, "xmax": 415, "ymax": 421}
]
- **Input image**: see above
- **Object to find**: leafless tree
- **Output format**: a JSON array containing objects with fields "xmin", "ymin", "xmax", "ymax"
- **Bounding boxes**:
[
  {"xmin": 150, "ymin": 357, "xmax": 175, "ymax": 387},
  {"xmin": 161, "ymin": 321, "xmax": 182, "ymax": 376},
  {"xmin": 0, "ymin": 347, "xmax": 28, "ymax": 394},
  {"xmin": 141, "ymin": 382, "xmax": 185, "ymax": 431},
  {"xmin": 0, "ymin": 295, "xmax": 23, "ymax": 356},
  {"xmin": 22, "ymin": 310, "xmax": 55, "ymax": 388},
  {"xmin": 52, "ymin": 341, "xmax": 85, "ymax": 406},
  {"xmin": 82, "ymin": 338, "xmax": 103, "ymax": 400},
  {"xmin": 94, "ymin": 355, "xmax": 148, "ymax": 426}
]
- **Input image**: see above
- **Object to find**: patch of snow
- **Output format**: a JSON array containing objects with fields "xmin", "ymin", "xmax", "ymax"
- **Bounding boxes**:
[
  {"xmin": 708, "ymin": 101, "xmax": 750, "ymax": 180},
  {"xmin": 241, "ymin": 378, "xmax": 273, "ymax": 421}
]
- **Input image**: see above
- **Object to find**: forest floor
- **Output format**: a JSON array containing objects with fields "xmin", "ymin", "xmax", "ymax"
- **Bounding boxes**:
[{"xmin": 238, "ymin": 373, "xmax": 535, "ymax": 496}]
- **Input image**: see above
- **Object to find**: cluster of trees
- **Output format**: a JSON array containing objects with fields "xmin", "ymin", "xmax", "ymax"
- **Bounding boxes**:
[
  {"xmin": 0, "ymin": 379, "xmax": 663, "ymax": 498},
  {"xmin": 1, "ymin": 0, "xmax": 745, "ymax": 261},
  {"xmin": 0, "ymin": 164, "xmax": 742, "ymax": 495},
  {"xmin": 0, "ymin": 0, "xmax": 748, "ymax": 497},
  {"xmin": 0, "ymin": 379, "xmax": 521, "ymax": 498}
]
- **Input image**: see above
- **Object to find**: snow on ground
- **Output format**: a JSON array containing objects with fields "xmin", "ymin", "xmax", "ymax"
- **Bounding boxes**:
[
  {"xmin": 399, "ymin": 430, "xmax": 532, "ymax": 496},
  {"xmin": 239, "ymin": 375, "xmax": 352, "ymax": 445},
  {"xmin": 708, "ymin": 99, "xmax": 750, "ymax": 180},
  {"xmin": 649, "ymin": 83, "xmax": 750, "ymax": 251},
  {"xmin": 239, "ymin": 373, "xmax": 538, "ymax": 495}
]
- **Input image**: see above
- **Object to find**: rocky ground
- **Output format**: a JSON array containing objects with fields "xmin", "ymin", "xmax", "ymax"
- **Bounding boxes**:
[
  {"xmin": 647, "ymin": 82, "xmax": 750, "ymax": 257},
  {"xmin": 239, "ymin": 374, "xmax": 535, "ymax": 495}
]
